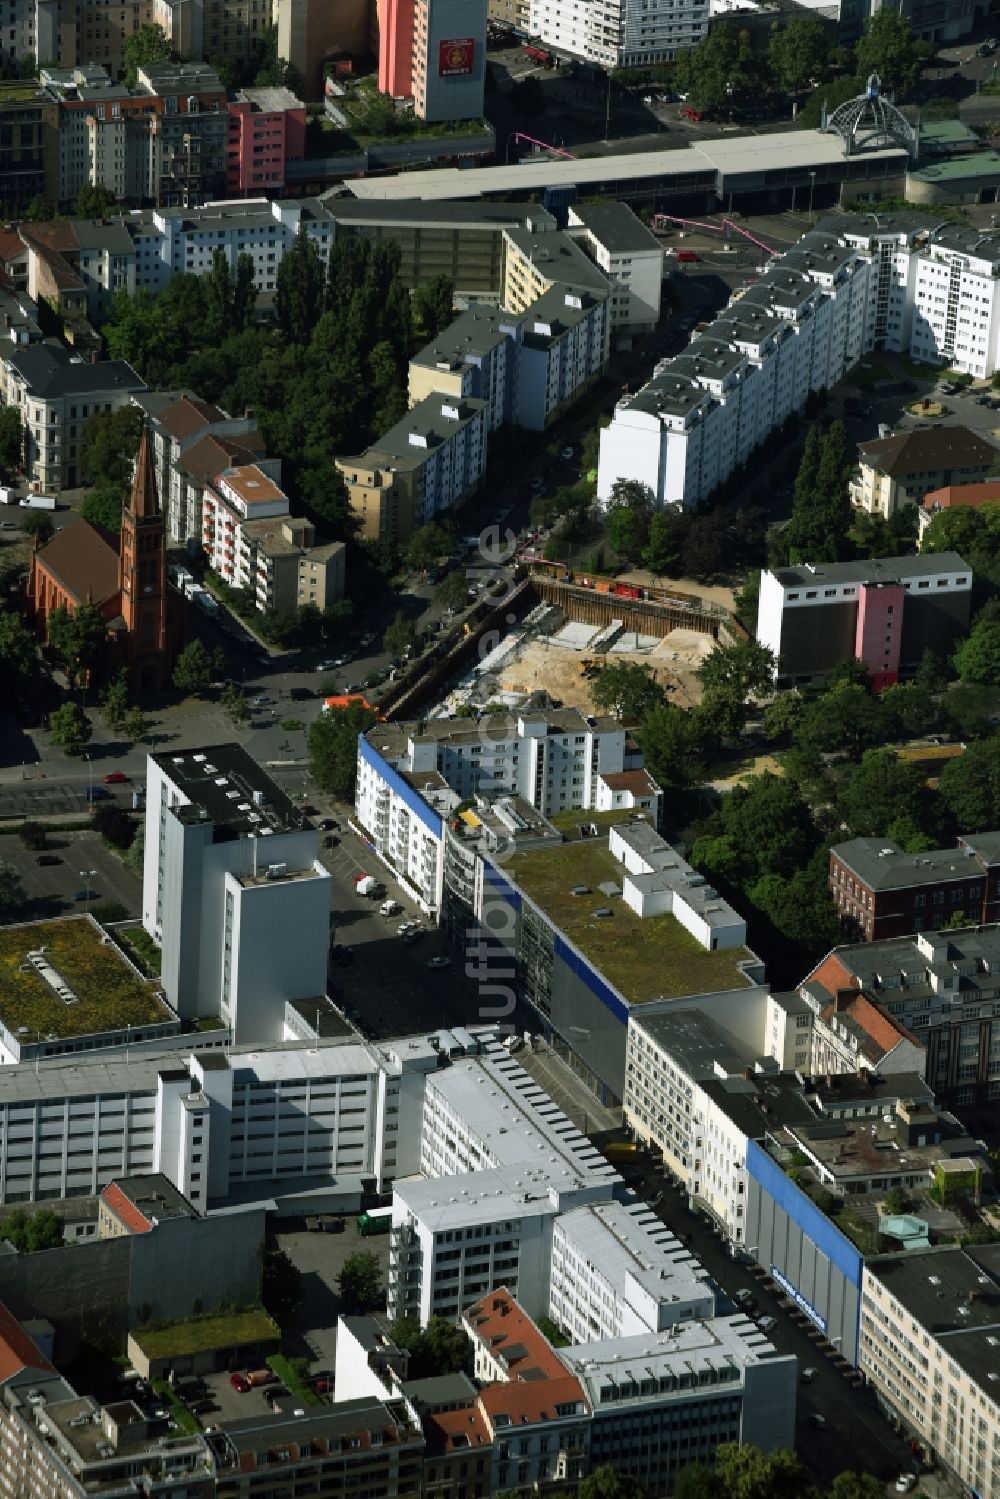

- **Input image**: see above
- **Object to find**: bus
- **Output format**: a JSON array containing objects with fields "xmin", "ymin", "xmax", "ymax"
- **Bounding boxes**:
[
  {"xmin": 604, "ymin": 1141, "xmax": 639, "ymax": 1162},
  {"xmin": 356, "ymin": 1206, "xmax": 393, "ymax": 1236}
]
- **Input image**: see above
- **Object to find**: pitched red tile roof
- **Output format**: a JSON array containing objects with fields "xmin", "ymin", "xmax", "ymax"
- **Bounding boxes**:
[
  {"xmin": 921, "ymin": 481, "xmax": 1000, "ymax": 512},
  {"xmin": 101, "ymin": 1182, "xmax": 153, "ymax": 1235},
  {"xmin": 423, "ymin": 1404, "xmax": 492, "ymax": 1455},
  {"xmin": 157, "ymin": 396, "xmax": 228, "ymax": 440},
  {"xmin": 804, "ymin": 951, "xmax": 859, "ymax": 999},
  {"xmin": 0, "ymin": 1301, "xmax": 55, "ymax": 1383},
  {"xmin": 847, "ymin": 994, "xmax": 919, "ymax": 1053},
  {"xmin": 600, "ymin": 769, "xmax": 659, "ymax": 796},
  {"xmin": 478, "ymin": 1372, "xmax": 589, "ymax": 1429},
  {"xmin": 464, "ymin": 1288, "xmax": 575, "ymax": 1384},
  {"xmin": 177, "ymin": 432, "xmax": 266, "ymax": 485}
]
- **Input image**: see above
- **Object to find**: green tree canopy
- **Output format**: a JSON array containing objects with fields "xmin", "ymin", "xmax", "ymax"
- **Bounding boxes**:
[
  {"xmin": 854, "ymin": 9, "xmax": 929, "ymax": 97},
  {"xmin": 673, "ymin": 22, "xmax": 772, "ymax": 111},
  {"xmin": 695, "ymin": 639, "xmax": 775, "ymax": 739},
  {"xmin": 839, "ymin": 748, "xmax": 929, "ymax": 838},
  {"xmin": 20, "ymin": 510, "xmax": 53, "ymax": 543},
  {"xmin": 939, "ymin": 736, "xmax": 1000, "ymax": 831},
  {"xmin": 72, "ymin": 183, "xmax": 118, "ymax": 218},
  {"xmin": 637, "ymin": 700, "xmax": 704, "ymax": 787},
  {"xmin": 172, "ymin": 639, "xmax": 213, "ymax": 696},
  {"xmin": 591, "ymin": 661, "xmax": 665, "ymax": 720},
  {"xmin": 46, "ymin": 601, "xmax": 107, "ymax": 686},
  {"xmin": 308, "ymin": 701, "xmax": 377, "ymax": 798},
  {"xmin": 605, "ymin": 479, "xmax": 654, "ymax": 564},
  {"xmin": 0, "ymin": 1208, "xmax": 64, "ymax": 1252},
  {"xmin": 0, "ymin": 610, "xmax": 38, "ymax": 696},
  {"xmin": 413, "ymin": 274, "xmax": 455, "ymax": 339},
  {"xmin": 0, "ymin": 861, "xmax": 25, "ymax": 920},
  {"xmin": 81, "ymin": 405, "xmax": 144, "ymax": 492},
  {"xmin": 954, "ymin": 618, "xmax": 1000, "ymax": 685},
  {"xmin": 383, "ymin": 610, "xmax": 416, "ymax": 659},
  {"xmin": 436, "ymin": 570, "xmax": 470, "ymax": 612},
  {"xmin": 122, "ymin": 22, "xmax": 172, "ymax": 87},
  {"xmin": 338, "ymin": 1250, "xmax": 382, "ymax": 1311},
  {"xmin": 767, "ymin": 13, "xmax": 830, "ymax": 93},
  {"xmin": 48, "ymin": 701, "xmax": 92, "ymax": 756},
  {"xmin": 388, "ymin": 1315, "xmax": 471, "ymax": 1379},
  {"xmin": 0, "ymin": 406, "xmax": 23, "ymax": 471}
]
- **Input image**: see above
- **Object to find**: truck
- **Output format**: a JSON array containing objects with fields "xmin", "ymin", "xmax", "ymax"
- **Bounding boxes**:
[
  {"xmin": 355, "ymin": 874, "xmax": 378, "ymax": 897},
  {"xmin": 356, "ymin": 1206, "xmax": 393, "ymax": 1236},
  {"xmin": 379, "ymin": 898, "xmax": 401, "ymax": 917},
  {"xmin": 192, "ymin": 590, "xmax": 219, "ymax": 617},
  {"xmin": 21, "ymin": 494, "xmax": 56, "ymax": 511}
]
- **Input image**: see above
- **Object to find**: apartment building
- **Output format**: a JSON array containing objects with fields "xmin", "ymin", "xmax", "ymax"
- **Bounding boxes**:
[
  {"xmin": 829, "ymin": 835, "xmax": 1000, "ymax": 942},
  {"xmin": 22, "ymin": 219, "xmax": 136, "ymax": 326},
  {"xmin": 501, "ymin": 225, "xmax": 610, "ymax": 318},
  {"xmin": 860, "ymin": 1246, "xmax": 1000, "ymax": 1498},
  {"xmin": 0, "ymin": 340, "xmax": 145, "ymax": 491},
  {"xmin": 142, "ymin": 745, "xmax": 331, "ymax": 1042},
  {"xmin": 377, "ymin": 0, "xmax": 487, "ymax": 122},
  {"xmin": 919, "ymin": 479, "xmax": 1000, "ymax": 539},
  {"xmin": 336, "ymin": 394, "xmax": 487, "ymax": 543},
  {"xmin": 549, "ymin": 1200, "xmax": 715, "ymax": 1343},
  {"xmin": 408, "ymin": 284, "xmax": 610, "ymax": 434},
  {"xmin": 756, "ymin": 551, "xmax": 973, "ymax": 688},
  {"xmin": 850, "ymin": 425, "xmax": 999, "ymax": 519},
  {"xmin": 135, "ymin": 389, "xmax": 268, "ymax": 546},
  {"xmin": 274, "ymin": 0, "xmax": 369, "ymax": 98},
  {"xmin": 225, "ymin": 86, "xmax": 306, "ymax": 197},
  {"xmin": 37, "ymin": 61, "xmax": 229, "ymax": 209},
  {"xmin": 354, "ymin": 710, "xmax": 656, "ymax": 916},
  {"xmin": 799, "ymin": 925, "xmax": 1000, "ymax": 1107},
  {"xmin": 527, "ymin": 0, "xmax": 708, "ymax": 67},
  {"xmin": 0, "ymin": 80, "xmax": 59, "ymax": 214},
  {"xmin": 598, "ymin": 230, "xmax": 870, "ymax": 508},
  {"xmin": 129, "ymin": 196, "xmax": 334, "ymax": 296},
  {"xmin": 567, "ymin": 202, "xmax": 663, "ymax": 336}
]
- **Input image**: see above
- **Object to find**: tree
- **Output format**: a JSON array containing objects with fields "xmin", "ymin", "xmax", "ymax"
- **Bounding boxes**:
[
  {"xmin": 954, "ymin": 619, "xmax": 1000, "ymax": 686},
  {"xmin": 939, "ymin": 736, "xmax": 1000, "ymax": 832},
  {"xmin": 100, "ymin": 671, "xmax": 130, "ymax": 732},
  {"xmin": 0, "ymin": 609, "xmax": 38, "ymax": 694},
  {"xmin": 46, "ymin": 601, "xmax": 107, "ymax": 685},
  {"xmin": 220, "ymin": 683, "xmax": 250, "ymax": 728},
  {"xmin": 854, "ymin": 10, "xmax": 928, "ymax": 97},
  {"xmin": 406, "ymin": 521, "xmax": 454, "ymax": 573},
  {"xmin": 172, "ymin": 639, "xmax": 213, "ymax": 696},
  {"xmin": 839, "ymin": 748, "xmax": 928, "ymax": 838},
  {"xmin": 578, "ymin": 1467, "xmax": 647, "ymax": 1499},
  {"xmin": 72, "ymin": 183, "xmax": 118, "ymax": 218},
  {"xmin": 0, "ymin": 1208, "xmax": 64, "ymax": 1253},
  {"xmin": 275, "ymin": 226, "xmax": 325, "ymax": 345},
  {"xmin": 0, "ymin": 862, "xmax": 24, "ymax": 920},
  {"xmin": 18, "ymin": 821, "xmax": 47, "ymax": 851},
  {"xmin": 696, "ymin": 638, "xmax": 775, "ymax": 708},
  {"xmin": 673, "ymin": 22, "xmax": 772, "ymax": 111},
  {"xmin": 81, "ymin": 479, "xmax": 125, "ymax": 534},
  {"xmin": 0, "ymin": 406, "xmax": 23, "ymax": 471},
  {"xmin": 713, "ymin": 1444, "xmax": 807, "ymax": 1499},
  {"xmin": 413, "ymin": 274, "xmax": 455, "ymax": 339},
  {"xmin": 783, "ymin": 422, "xmax": 852, "ymax": 562},
  {"xmin": 794, "ymin": 681, "xmax": 885, "ymax": 761},
  {"xmin": 48, "ymin": 701, "xmax": 92, "ymax": 756},
  {"xmin": 638, "ymin": 701, "xmax": 704, "ymax": 787},
  {"xmin": 203, "ymin": 248, "xmax": 234, "ymax": 344},
  {"xmin": 673, "ymin": 1464, "xmax": 719, "ymax": 1499},
  {"xmin": 829, "ymin": 1475, "xmax": 887, "ymax": 1499},
  {"xmin": 262, "ymin": 1244, "xmax": 304, "ymax": 1322},
  {"xmin": 18, "ymin": 510, "xmax": 52, "ymax": 547},
  {"xmin": 92, "ymin": 803, "xmax": 135, "ymax": 849},
  {"xmin": 749, "ymin": 851, "xmax": 839, "ymax": 952},
  {"xmin": 767, "ymin": 13, "xmax": 830, "ymax": 94},
  {"xmin": 389, "ymin": 1315, "xmax": 471, "ymax": 1379},
  {"xmin": 233, "ymin": 252, "xmax": 258, "ymax": 332},
  {"xmin": 383, "ymin": 610, "xmax": 416, "ymax": 659},
  {"xmin": 436, "ymin": 570, "xmax": 470, "ymax": 612},
  {"xmin": 123, "ymin": 705, "xmax": 150, "ymax": 742},
  {"xmin": 591, "ymin": 661, "xmax": 664, "ymax": 721},
  {"xmin": 125, "ymin": 820, "xmax": 145, "ymax": 873},
  {"xmin": 733, "ymin": 572, "xmax": 761, "ymax": 634},
  {"xmin": 693, "ymin": 773, "xmax": 817, "ymax": 883},
  {"xmin": 81, "ymin": 405, "xmax": 144, "ymax": 492},
  {"xmin": 642, "ymin": 509, "xmax": 686, "ymax": 576},
  {"xmin": 308, "ymin": 701, "xmax": 377, "ymax": 798},
  {"xmin": 605, "ymin": 479, "xmax": 654, "ymax": 564},
  {"xmin": 338, "ymin": 1250, "xmax": 382, "ymax": 1310},
  {"xmin": 123, "ymin": 22, "xmax": 172, "ymax": 87}
]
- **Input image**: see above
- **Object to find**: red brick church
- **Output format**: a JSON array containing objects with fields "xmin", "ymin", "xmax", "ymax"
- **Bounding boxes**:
[{"xmin": 28, "ymin": 428, "xmax": 182, "ymax": 694}]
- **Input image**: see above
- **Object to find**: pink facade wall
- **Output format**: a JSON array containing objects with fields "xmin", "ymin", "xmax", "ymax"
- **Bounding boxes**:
[
  {"xmin": 377, "ymin": 0, "xmax": 414, "ymax": 97},
  {"xmin": 225, "ymin": 100, "xmax": 307, "ymax": 196},
  {"xmin": 855, "ymin": 582, "xmax": 905, "ymax": 690}
]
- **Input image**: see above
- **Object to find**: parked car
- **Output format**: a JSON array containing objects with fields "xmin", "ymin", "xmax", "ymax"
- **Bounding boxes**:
[
  {"xmin": 427, "ymin": 956, "xmax": 451, "ymax": 970},
  {"xmin": 561, "ymin": 446, "xmax": 574, "ymax": 460},
  {"xmin": 319, "ymin": 819, "xmax": 338, "ymax": 831},
  {"xmin": 316, "ymin": 660, "xmax": 336, "ymax": 672},
  {"xmin": 229, "ymin": 1373, "xmax": 251, "ymax": 1393},
  {"xmin": 756, "ymin": 1315, "xmax": 776, "ymax": 1332},
  {"xmin": 289, "ymin": 687, "xmax": 313, "ymax": 702},
  {"xmin": 263, "ymin": 1385, "xmax": 291, "ymax": 1409},
  {"xmin": 71, "ymin": 889, "xmax": 96, "ymax": 902},
  {"xmin": 311, "ymin": 1374, "xmax": 334, "ymax": 1393},
  {"xmin": 103, "ymin": 771, "xmax": 129, "ymax": 784},
  {"xmin": 36, "ymin": 854, "xmax": 61, "ymax": 866},
  {"xmin": 895, "ymin": 1477, "xmax": 917, "ymax": 1493},
  {"xmin": 675, "ymin": 249, "xmax": 700, "ymax": 263},
  {"xmin": 801, "ymin": 1367, "xmax": 818, "ymax": 1383},
  {"xmin": 808, "ymin": 1413, "xmax": 827, "ymax": 1428},
  {"xmin": 86, "ymin": 786, "xmax": 111, "ymax": 801}
]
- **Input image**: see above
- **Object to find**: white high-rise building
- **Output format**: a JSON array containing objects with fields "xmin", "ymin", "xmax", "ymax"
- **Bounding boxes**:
[
  {"xmin": 528, "ymin": 0, "xmax": 708, "ymax": 67},
  {"xmin": 143, "ymin": 745, "xmax": 331, "ymax": 1043}
]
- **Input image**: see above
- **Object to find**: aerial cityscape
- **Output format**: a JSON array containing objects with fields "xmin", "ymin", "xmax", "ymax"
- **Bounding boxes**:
[{"xmin": 2, "ymin": 0, "xmax": 1000, "ymax": 1497}]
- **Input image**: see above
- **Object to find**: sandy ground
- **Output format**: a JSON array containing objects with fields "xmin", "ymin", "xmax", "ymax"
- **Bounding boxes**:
[
  {"xmin": 497, "ymin": 626, "xmax": 715, "ymax": 711},
  {"xmin": 616, "ymin": 569, "xmax": 738, "ymax": 613}
]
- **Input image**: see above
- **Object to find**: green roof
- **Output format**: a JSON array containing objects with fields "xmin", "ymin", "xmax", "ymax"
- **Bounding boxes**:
[
  {"xmin": 0, "ymin": 917, "xmax": 176, "ymax": 1041},
  {"xmin": 506, "ymin": 837, "xmax": 754, "ymax": 1004},
  {"xmin": 910, "ymin": 151, "xmax": 1000, "ymax": 181},
  {"xmin": 133, "ymin": 1308, "xmax": 279, "ymax": 1359}
]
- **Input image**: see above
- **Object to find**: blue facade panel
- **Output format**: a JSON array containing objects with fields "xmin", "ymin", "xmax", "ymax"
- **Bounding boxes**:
[
  {"xmin": 746, "ymin": 1139, "xmax": 862, "ymax": 1287},
  {"xmin": 553, "ymin": 934, "xmax": 629, "ymax": 1025},
  {"xmin": 483, "ymin": 860, "xmax": 522, "ymax": 912},
  {"xmin": 358, "ymin": 735, "xmax": 443, "ymax": 840}
]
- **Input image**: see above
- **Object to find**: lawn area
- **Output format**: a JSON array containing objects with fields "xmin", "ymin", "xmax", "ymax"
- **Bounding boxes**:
[
  {"xmin": 850, "ymin": 360, "xmax": 892, "ymax": 387},
  {"xmin": 506, "ymin": 837, "xmax": 754, "ymax": 1002},
  {"xmin": 267, "ymin": 1353, "xmax": 323, "ymax": 1406},
  {"xmin": 547, "ymin": 808, "xmax": 646, "ymax": 833},
  {"xmin": 0, "ymin": 917, "xmax": 173, "ymax": 1039},
  {"xmin": 115, "ymin": 924, "xmax": 161, "ymax": 977},
  {"xmin": 151, "ymin": 1379, "xmax": 201, "ymax": 1434},
  {"xmin": 134, "ymin": 1308, "xmax": 279, "ymax": 1361}
]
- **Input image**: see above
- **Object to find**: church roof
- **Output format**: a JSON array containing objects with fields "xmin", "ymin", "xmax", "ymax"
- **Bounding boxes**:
[
  {"xmin": 128, "ymin": 428, "xmax": 159, "ymax": 520},
  {"xmin": 34, "ymin": 520, "xmax": 119, "ymax": 608}
]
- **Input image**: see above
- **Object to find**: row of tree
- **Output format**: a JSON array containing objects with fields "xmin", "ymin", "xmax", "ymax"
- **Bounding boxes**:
[{"xmin": 674, "ymin": 10, "xmax": 928, "ymax": 115}]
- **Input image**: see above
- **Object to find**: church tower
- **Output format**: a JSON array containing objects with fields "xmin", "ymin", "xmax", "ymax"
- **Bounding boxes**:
[{"xmin": 120, "ymin": 425, "xmax": 169, "ymax": 694}]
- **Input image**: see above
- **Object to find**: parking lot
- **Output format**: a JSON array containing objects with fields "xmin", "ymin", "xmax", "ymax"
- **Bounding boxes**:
[
  {"xmin": 1, "ymin": 826, "xmax": 143, "ymax": 919},
  {"xmin": 275, "ymin": 1223, "xmax": 393, "ymax": 1373}
]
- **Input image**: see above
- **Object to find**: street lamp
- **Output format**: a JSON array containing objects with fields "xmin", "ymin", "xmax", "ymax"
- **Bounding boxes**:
[
  {"xmin": 79, "ymin": 868, "xmax": 96, "ymax": 911},
  {"xmin": 808, "ymin": 170, "xmax": 817, "ymax": 222},
  {"xmin": 84, "ymin": 751, "xmax": 93, "ymax": 806}
]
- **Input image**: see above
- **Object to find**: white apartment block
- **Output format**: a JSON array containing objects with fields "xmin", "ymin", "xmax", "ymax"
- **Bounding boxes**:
[
  {"xmin": 861, "ymin": 1247, "xmax": 1000, "ymax": 1498},
  {"xmin": 549, "ymin": 1200, "xmax": 715, "ymax": 1343},
  {"xmin": 0, "ymin": 342, "xmax": 145, "ymax": 492},
  {"xmin": 528, "ymin": 0, "xmax": 708, "ymax": 67},
  {"xmin": 355, "ymin": 709, "xmax": 655, "ymax": 917},
  {"xmin": 567, "ymin": 203, "xmax": 663, "ymax": 336},
  {"xmin": 598, "ymin": 230, "xmax": 870, "ymax": 508},
  {"xmin": 0, "ymin": 1029, "xmax": 443, "ymax": 1211},
  {"xmin": 143, "ymin": 745, "xmax": 331, "ymax": 1044}
]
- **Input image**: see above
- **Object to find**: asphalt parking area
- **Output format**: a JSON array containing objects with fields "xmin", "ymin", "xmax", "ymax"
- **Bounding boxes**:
[
  {"xmin": 1, "ymin": 829, "xmax": 143, "ymax": 918},
  {"xmin": 275, "ymin": 1224, "xmax": 392, "ymax": 1372}
]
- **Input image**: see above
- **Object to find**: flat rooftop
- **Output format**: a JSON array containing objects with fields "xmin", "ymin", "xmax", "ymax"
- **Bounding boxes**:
[
  {"xmin": 770, "ymin": 550, "xmax": 970, "ymax": 589},
  {"xmin": 503, "ymin": 227, "xmax": 610, "ymax": 292},
  {"xmin": 569, "ymin": 201, "xmax": 661, "ymax": 255},
  {"xmin": 395, "ymin": 1164, "xmax": 594, "ymax": 1231},
  {"xmin": 154, "ymin": 744, "xmax": 309, "ymax": 837},
  {"xmin": 632, "ymin": 1007, "xmax": 761, "ymax": 1079},
  {"xmin": 363, "ymin": 394, "xmax": 486, "ymax": 466},
  {"xmin": 131, "ymin": 1307, "xmax": 279, "ymax": 1360},
  {"xmin": 556, "ymin": 1201, "xmax": 711, "ymax": 1303},
  {"xmin": 867, "ymin": 1245, "xmax": 1000, "ymax": 1389},
  {"xmin": 0, "ymin": 918, "xmax": 175, "ymax": 1042},
  {"xmin": 505, "ymin": 838, "xmax": 755, "ymax": 1004},
  {"xmin": 562, "ymin": 1315, "xmax": 784, "ymax": 1401},
  {"xmin": 831, "ymin": 837, "xmax": 988, "ymax": 891}
]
